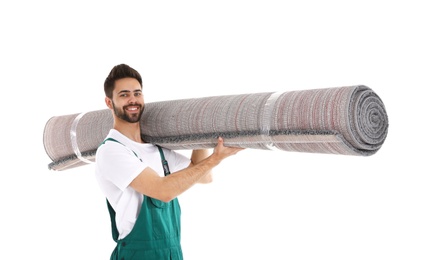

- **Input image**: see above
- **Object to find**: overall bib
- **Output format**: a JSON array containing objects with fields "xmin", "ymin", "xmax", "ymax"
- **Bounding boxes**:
[{"xmin": 103, "ymin": 138, "xmax": 183, "ymax": 260}]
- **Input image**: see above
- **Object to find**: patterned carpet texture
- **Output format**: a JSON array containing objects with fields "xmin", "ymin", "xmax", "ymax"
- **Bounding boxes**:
[{"xmin": 43, "ymin": 85, "xmax": 388, "ymax": 171}]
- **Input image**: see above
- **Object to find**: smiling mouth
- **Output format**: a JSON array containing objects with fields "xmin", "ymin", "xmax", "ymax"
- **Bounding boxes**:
[{"xmin": 125, "ymin": 105, "xmax": 140, "ymax": 112}]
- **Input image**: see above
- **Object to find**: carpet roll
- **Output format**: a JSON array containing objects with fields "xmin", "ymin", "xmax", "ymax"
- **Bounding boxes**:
[{"xmin": 43, "ymin": 85, "xmax": 388, "ymax": 171}]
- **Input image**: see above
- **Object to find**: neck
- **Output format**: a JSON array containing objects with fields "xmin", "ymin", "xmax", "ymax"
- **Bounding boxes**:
[{"xmin": 113, "ymin": 119, "xmax": 144, "ymax": 143}]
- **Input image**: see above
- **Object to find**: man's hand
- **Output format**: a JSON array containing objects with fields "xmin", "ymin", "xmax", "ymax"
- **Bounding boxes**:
[{"xmin": 212, "ymin": 137, "xmax": 245, "ymax": 161}]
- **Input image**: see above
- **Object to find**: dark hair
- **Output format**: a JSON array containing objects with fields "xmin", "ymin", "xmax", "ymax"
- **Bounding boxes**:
[{"xmin": 104, "ymin": 64, "xmax": 143, "ymax": 98}]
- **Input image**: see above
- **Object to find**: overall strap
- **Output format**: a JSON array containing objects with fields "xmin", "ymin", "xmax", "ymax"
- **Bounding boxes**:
[
  {"xmin": 101, "ymin": 138, "xmax": 141, "ymax": 161},
  {"xmin": 156, "ymin": 145, "xmax": 170, "ymax": 176},
  {"xmin": 106, "ymin": 200, "xmax": 119, "ymax": 242}
]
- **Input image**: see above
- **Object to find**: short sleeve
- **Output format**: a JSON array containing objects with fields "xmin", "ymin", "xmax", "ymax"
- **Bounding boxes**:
[
  {"xmin": 165, "ymin": 149, "xmax": 191, "ymax": 173},
  {"xmin": 96, "ymin": 141, "xmax": 147, "ymax": 191}
]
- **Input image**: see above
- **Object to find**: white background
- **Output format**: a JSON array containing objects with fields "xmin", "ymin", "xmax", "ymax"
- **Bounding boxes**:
[{"xmin": 1, "ymin": 1, "xmax": 426, "ymax": 259}]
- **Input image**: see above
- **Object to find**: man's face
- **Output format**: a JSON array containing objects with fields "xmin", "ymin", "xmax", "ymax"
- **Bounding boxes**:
[{"xmin": 110, "ymin": 77, "xmax": 144, "ymax": 123}]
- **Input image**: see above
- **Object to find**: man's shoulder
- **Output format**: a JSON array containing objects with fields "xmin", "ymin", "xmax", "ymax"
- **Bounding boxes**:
[
  {"xmin": 97, "ymin": 130, "xmax": 132, "ymax": 157},
  {"xmin": 101, "ymin": 129, "xmax": 135, "ymax": 147}
]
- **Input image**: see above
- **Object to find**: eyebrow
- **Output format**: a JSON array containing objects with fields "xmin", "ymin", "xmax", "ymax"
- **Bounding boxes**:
[{"xmin": 117, "ymin": 89, "xmax": 142, "ymax": 94}]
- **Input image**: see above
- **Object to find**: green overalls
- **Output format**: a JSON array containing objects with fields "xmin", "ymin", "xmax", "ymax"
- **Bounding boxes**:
[{"xmin": 102, "ymin": 138, "xmax": 183, "ymax": 260}]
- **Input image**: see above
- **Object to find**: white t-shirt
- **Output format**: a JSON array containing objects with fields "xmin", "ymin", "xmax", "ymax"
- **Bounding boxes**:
[{"xmin": 95, "ymin": 129, "xmax": 191, "ymax": 239}]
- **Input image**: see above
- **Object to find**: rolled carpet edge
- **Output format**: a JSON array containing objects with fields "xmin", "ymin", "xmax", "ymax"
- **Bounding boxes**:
[{"xmin": 47, "ymin": 130, "xmax": 376, "ymax": 171}]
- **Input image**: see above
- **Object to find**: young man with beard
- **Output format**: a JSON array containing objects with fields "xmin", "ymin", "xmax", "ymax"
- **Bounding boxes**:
[{"xmin": 95, "ymin": 64, "xmax": 244, "ymax": 260}]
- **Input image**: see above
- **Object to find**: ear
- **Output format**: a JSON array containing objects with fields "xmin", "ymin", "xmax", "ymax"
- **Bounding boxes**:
[{"xmin": 105, "ymin": 97, "xmax": 113, "ymax": 109}]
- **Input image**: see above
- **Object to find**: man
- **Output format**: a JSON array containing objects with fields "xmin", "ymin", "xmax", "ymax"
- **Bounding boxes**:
[{"xmin": 95, "ymin": 64, "xmax": 244, "ymax": 259}]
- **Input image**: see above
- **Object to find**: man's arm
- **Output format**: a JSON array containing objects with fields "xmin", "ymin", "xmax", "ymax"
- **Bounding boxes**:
[
  {"xmin": 190, "ymin": 149, "xmax": 213, "ymax": 184},
  {"xmin": 130, "ymin": 137, "xmax": 243, "ymax": 202}
]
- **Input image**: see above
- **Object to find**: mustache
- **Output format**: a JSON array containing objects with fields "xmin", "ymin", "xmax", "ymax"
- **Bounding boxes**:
[{"xmin": 124, "ymin": 103, "xmax": 142, "ymax": 109}]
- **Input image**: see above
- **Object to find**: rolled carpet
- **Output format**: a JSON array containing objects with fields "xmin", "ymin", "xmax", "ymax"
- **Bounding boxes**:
[{"xmin": 43, "ymin": 85, "xmax": 388, "ymax": 171}]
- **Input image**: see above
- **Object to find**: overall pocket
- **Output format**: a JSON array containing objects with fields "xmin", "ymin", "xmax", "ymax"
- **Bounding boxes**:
[
  {"xmin": 148, "ymin": 197, "xmax": 181, "ymax": 239},
  {"xmin": 149, "ymin": 197, "xmax": 170, "ymax": 208}
]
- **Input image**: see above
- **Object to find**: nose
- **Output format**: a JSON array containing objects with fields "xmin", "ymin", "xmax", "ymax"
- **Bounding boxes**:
[{"xmin": 128, "ymin": 95, "xmax": 137, "ymax": 104}]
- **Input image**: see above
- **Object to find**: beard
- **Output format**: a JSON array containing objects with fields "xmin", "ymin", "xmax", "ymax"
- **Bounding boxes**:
[{"xmin": 112, "ymin": 102, "xmax": 144, "ymax": 123}]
